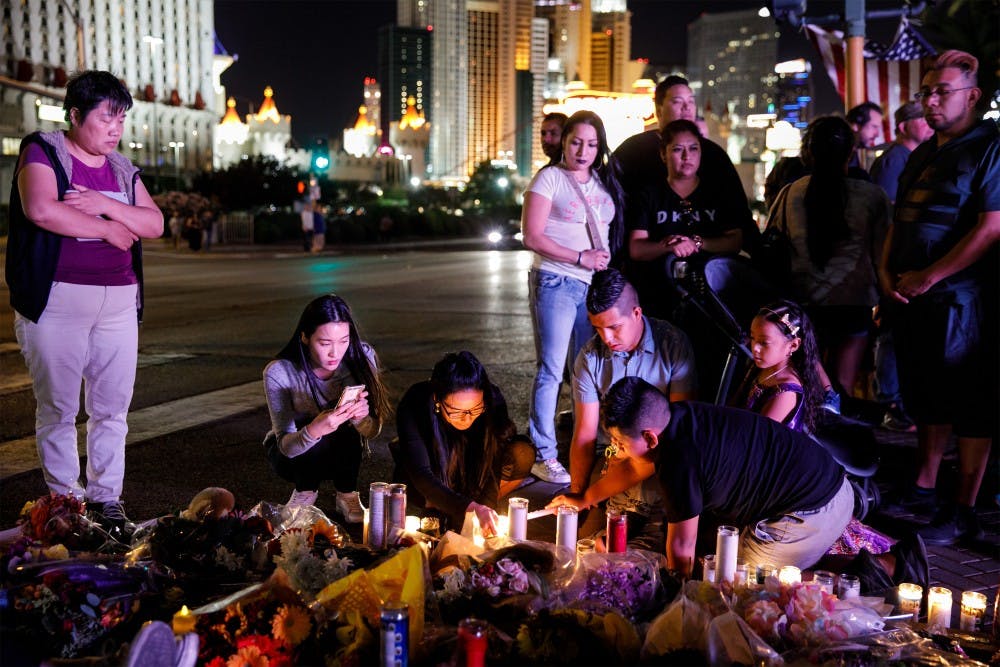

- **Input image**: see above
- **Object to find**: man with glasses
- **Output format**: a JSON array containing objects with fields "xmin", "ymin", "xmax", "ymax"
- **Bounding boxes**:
[
  {"xmin": 547, "ymin": 269, "xmax": 696, "ymax": 550},
  {"xmin": 879, "ymin": 50, "xmax": 999, "ymax": 545}
]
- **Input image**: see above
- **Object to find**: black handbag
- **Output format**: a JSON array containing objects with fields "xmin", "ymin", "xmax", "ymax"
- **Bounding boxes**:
[{"xmin": 753, "ymin": 185, "xmax": 794, "ymax": 288}]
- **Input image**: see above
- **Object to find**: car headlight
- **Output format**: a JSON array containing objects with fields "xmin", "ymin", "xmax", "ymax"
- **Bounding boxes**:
[{"xmin": 487, "ymin": 231, "xmax": 503, "ymax": 244}]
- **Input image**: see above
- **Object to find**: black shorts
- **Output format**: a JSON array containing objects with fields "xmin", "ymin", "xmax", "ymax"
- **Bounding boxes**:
[{"xmin": 892, "ymin": 289, "xmax": 998, "ymax": 438}]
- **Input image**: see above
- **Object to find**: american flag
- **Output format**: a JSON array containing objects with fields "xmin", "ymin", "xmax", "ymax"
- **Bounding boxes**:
[{"xmin": 806, "ymin": 18, "xmax": 937, "ymax": 143}]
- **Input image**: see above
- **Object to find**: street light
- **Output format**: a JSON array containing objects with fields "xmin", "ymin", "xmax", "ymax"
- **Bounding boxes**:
[
  {"xmin": 143, "ymin": 34, "xmax": 163, "ymax": 192},
  {"xmin": 169, "ymin": 141, "xmax": 185, "ymax": 185}
]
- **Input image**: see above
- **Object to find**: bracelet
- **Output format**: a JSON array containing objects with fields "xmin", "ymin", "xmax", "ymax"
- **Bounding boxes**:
[
  {"xmin": 575, "ymin": 251, "xmax": 583, "ymax": 266},
  {"xmin": 691, "ymin": 235, "xmax": 704, "ymax": 251}
]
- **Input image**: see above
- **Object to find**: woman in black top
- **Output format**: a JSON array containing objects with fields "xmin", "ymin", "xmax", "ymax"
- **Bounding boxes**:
[{"xmin": 391, "ymin": 351, "xmax": 535, "ymax": 535}]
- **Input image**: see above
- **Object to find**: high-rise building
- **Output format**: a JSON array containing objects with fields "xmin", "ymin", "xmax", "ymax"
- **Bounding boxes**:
[
  {"xmin": 0, "ymin": 0, "xmax": 219, "ymax": 199},
  {"xmin": 591, "ymin": 4, "xmax": 631, "ymax": 93},
  {"xmin": 535, "ymin": 0, "xmax": 590, "ymax": 97},
  {"xmin": 419, "ymin": 0, "xmax": 468, "ymax": 181},
  {"xmin": 687, "ymin": 8, "xmax": 780, "ymax": 160},
  {"xmin": 467, "ymin": 1, "xmax": 501, "ymax": 175},
  {"xmin": 377, "ymin": 24, "xmax": 432, "ymax": 137}
]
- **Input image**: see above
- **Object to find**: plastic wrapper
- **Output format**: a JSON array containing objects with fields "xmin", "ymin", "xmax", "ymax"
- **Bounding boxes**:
[
  {"xmin": 248, "ymin": 499, "xmax": 350, "ymax": 545},
  {"xmin": 707, "ymin": 610, "xmax": 784, "ymax": 666},
  {"xmin": 557, "ymin": 548, "xmax": 667, "ymax": 622},
  {"xmin": 642, "ymin": 583, "xmax": 713, "ymax": 660}
]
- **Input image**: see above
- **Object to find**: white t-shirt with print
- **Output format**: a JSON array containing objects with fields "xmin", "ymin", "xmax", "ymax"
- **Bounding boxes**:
[{"xmin": 526, "ymin": 165, "xmax": 614, "ymax": 284}]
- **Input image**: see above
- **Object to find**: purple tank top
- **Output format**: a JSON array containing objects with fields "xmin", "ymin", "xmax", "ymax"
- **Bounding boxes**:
[
  {"xmin": 744, "ymin": 381, "xmax": 806, "ymax": 432},
  {"xmin": 24, "ymin": 143, "xmax": 136, "ymax": 286}
]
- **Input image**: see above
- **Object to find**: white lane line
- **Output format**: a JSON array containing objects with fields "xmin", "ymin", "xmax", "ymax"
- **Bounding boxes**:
[
  {"xmin": 0, "ymin": 380, "xmax": 263, "ymax": 479},
  {"xmin": 0, "ymin": 352, "xmax": 197, "ymax": 396}
]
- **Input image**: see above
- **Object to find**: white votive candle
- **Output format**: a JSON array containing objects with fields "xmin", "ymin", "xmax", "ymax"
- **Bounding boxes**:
[
  {"xmin": 507, "ymin": 497, "xmax": 528, "ymax": 541},
  {"xmin": 778, "ymin": 565, "xmax": 801, "ymax": 585},
  {"xmin": 715, "ymin": 525, "xmax": 739, "ymax": 585},
  {"xmin": 960, "ymin": 591, "xmax": 987, "ymax": 632},
  {"xmin": 555, "ymin": 506, "xmax": 578, "ymax": 551},
  {"xmin": 927, "ymin": 586, "xmax": 953, "ymax": 629},
  {"xmin": 404, "ymin": 515, "xmax": 421, "ymax": 532},
  {"xmin": 897, "ymin": 583, "xmax": 922, "ymax": 621},
  {"xmin": 496, "ymin": 515, "xmax": 509, "ymax": 538}
]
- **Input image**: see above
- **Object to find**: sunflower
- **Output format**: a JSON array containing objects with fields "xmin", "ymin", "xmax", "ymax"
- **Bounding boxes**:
[{"xmin": 271, "ymin": 604, "xmax": 312, "ymax": 647}]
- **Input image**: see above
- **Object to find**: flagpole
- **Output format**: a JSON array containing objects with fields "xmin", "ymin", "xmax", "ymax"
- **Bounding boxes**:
[{"xmin": 844, "ymin": 0, "xmax": 866, "ymax": 110}]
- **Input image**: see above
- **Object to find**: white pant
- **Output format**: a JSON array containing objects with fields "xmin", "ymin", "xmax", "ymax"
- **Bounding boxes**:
[{"xmin": 14, "ymin": 282, "xmax": 139, "ymax": 502}]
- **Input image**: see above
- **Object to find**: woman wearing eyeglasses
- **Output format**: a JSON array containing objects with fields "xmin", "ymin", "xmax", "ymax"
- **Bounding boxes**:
[{"xmin": 391, "ymin": 351, "xmax": 536, "ymax": 535}]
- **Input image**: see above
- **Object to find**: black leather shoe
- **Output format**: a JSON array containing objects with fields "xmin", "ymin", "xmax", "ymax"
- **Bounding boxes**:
[{"xmin": 917, "ymin": 505, "xmax": 983, "ymax": 546}]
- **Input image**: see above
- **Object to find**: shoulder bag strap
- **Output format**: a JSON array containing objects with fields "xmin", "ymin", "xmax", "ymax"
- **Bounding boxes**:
[{"xmin": 560, "ymin": 167, "xmax": 606, "ymax": 252}]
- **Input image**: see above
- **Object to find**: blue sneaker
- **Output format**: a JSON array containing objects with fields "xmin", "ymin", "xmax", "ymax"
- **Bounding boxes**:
[{"xmin": 821, "ymin": 388, "xmax": 841, "ymax": 414}]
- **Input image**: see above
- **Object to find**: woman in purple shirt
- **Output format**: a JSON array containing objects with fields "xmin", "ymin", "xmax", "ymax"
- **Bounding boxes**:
[{"xmin": 7, "ymin": 71, "xmax": 163, "ymax": 536}]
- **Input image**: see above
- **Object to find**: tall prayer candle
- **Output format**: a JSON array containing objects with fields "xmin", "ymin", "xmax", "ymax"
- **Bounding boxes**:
[
  {"xmin": 507, "ymin": 497, "xmax": 528, "ymax": 541},
  {"xmin": 927, "ymin": 586, "xmax": 953, "ymax": 629},
  {"xmin": 960, "ymin": 591, "xmax": 987, "ymax": 632},
  {"xmin": 897, "ymin": 583, "xmax": 922, "ymax": 621},
  {"xmin": 368, "ymin": 482, "xmax": 389, "ymax": 549},
  {"xmin": 715, "ymin": 525, "xmax": 739, "ymax": 584},
  {"xmin": 387, "ymin": 484, "xmax": 407, "ymax": 535},
  {"xmin": 555, "ymin": 506, "xmax": 578, "ymax": 551},
  {"xmin": 606, "ymin": 510, "xmax": 627, "ymax": 553}
]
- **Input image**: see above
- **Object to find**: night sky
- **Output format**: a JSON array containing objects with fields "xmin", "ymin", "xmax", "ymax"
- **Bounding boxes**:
[{"xmin": 213, "ymin": 0, "xmax": 904, "ymax": 145}]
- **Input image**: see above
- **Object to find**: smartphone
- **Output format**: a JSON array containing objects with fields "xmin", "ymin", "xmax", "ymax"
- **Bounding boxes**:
[{"xmin": 336, "ymin": 384, "xmax": 365, "ymax": 409}]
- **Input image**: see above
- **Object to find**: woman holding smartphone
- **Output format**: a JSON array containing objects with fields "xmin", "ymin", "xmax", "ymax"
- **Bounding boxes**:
[{"xmin": 263, "ymin": 294, "xmax": 390, "ymax": 522}]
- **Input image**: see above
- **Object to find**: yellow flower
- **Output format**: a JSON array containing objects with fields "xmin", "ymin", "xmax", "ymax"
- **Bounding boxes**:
[
  {"xmin": 226, "ymin": 644, "xmax": 268, "ymax": 667},
  {"xmin": 271, "ymin": 604, "xmax": 312, "ymax": 647}
]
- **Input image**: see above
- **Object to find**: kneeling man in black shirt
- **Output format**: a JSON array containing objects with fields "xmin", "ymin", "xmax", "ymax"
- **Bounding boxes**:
[{"xmin": 600, "ymin": 377, "xmax": 854, "ymax": 577}]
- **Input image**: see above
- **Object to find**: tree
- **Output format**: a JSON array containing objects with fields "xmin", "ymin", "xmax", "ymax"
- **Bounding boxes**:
[
  {"xmin": 192, "ymin": 156, "xmax": 301, "ymax": 212},
  {"xmin": 462, "ymin": 160, "xmax": 519, "ymax": 214},
  {"xmin": 920, "ymin": 0, "xmax": 999, "ymax": 109}
]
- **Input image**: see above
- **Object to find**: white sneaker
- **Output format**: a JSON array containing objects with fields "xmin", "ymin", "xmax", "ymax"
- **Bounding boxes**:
[
  {"xmin": 336, "ymin": 491, "xmax": 365, "ymax": 523},
  {"xmin": 531, "ymin": 458, "xmax": 571, "ymax": 485},
  {"xmin": 287, "ymin": 489, "xmax": 319, "ymax": 507}
]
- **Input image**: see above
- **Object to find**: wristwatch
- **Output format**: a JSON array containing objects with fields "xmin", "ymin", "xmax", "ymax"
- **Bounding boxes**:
[{"xmin": 691, "ymin": 235, "xmax": 704, "ymax": 251}]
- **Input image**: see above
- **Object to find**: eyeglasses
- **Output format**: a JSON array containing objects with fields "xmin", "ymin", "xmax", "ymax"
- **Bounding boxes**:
[
  {"xmin": 438, "ymin": 400, "xmax": 486, "ymax": 419},
  {"xmin": 914, "ymin": 86, "xmax": 974, "ymax": 102}
]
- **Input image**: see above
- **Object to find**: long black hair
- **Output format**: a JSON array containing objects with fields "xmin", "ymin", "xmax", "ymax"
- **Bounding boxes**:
[
  {"xmin": 430, "ymin": 351, "xmax": 516, "ymax": 496},
  {"xmin": 801, "ymin": 116, "xmax": 853, "ymax": 270},
  {"xmin": 276, "ymin": 294, "xmax": 390, "ymax": 426},
  {"xmin": 754, "ymin": 300, "xmax": 823, "ymax": 432},
  {"xmin": 553, "ymin": 110, "xmax": 626, "ymax": 262}
]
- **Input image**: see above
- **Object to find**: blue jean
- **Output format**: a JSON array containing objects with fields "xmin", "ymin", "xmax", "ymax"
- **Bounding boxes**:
[
  {"xmin": 528, "ymin": 269, "xmax": 592, "ymax": 460},
  {"xmin": 872, "ymin": 328, "xmax": 902, "ymax": 405}
]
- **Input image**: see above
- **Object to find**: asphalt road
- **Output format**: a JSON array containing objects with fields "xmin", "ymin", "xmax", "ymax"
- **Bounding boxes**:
[{"xmin": 0, "ymin": 242, "xmax": 553, "ymax": 527}]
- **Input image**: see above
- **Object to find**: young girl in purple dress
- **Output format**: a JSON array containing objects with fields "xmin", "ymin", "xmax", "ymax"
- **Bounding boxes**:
[{"xmin": 738, "ymin": 300, "xmax": 892, "ymax": 555}]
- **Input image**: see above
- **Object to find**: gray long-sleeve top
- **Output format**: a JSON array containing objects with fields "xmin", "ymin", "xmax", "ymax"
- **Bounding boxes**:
[{"xmin": 263, "ymin": 342, "xmax": 379, "ymax": 457}]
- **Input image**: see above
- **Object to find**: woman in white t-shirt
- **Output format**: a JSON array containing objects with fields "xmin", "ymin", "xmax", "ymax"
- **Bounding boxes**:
[{"xmin": 521, "ymin": 110, "xmax": 625, "ymax": 484}]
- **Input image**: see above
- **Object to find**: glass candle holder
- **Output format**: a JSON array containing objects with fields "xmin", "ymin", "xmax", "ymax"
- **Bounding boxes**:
[
  {"xmin": 405, "ymin": 515, "xmax": 421, "ymax": 532},
  {"xmin": 367, "ymin": 482, "xmax": 389, "ymax": 550},
  {"xmin": 778, "ymin": 565, "xmax": 802, "ymax": 585},
  {"xmin": 702, "ymin": 554, "xmax": 717, "ymax": 583},
  {"xmin": 837, "ymin": 574, "xmax": 861, "ymax": 600},
  {"xmin": 507, "ymin": 497, "xmax": 528, "ymax": 541},
  {"xmin": 555, "ymin": 506, "xmax": 578, "ymax": 551},
  {"xmin": 756, "ymin": 563, "xmax": 777, "ymax": 585},
  {"xmin": 960, "ymin": 591, "xmax": 988, "ymax": 632},
  {"xmin": 715, "ymin": 525, "xmax": 739, "ymax": 584},
  {"xmin": 927, "ymin": 586, "xmax": 953, "ymax": 629},
  {"xmin": 606, "ymin": 510, "xmax": 627, "ymax": 553},
  {"xmin": 576, "ymin": 538, "xmax": 596, "ymax": 555},
  {"xmin": 812, "ymin": 570, "xmax": 835, "ymax": 593},
  {"xmin": 897, "ymin": 583, "xmax": 923, "ymax": 621},
  {"xmin": 734, "ymin": 561, "xmax": 750, "ymax": 589},
  {"xmin": 457, "ymin": 617, "xmax": 488, "ymax": 667}
]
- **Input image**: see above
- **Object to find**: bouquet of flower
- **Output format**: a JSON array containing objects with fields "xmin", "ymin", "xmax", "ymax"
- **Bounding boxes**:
[
  {"xmin": 578, "ymin": 556, "xmax": 661, "ymax": 622},
  {"xmin": 5, "ymin": 560, "xmax": 152, "ymax": 658},
  {"xmin": 515, "ymin": 608, "xmax": 641, "ymax": 665},
  {"xmin": 272, "ymin": 522, "xmax": 354, "ymax": 599},
  {"xmin": 739, "ymin": 577, "xmax": 884, "ymax": 648},
  {"xmin": 195, "ymin": 577, "xmax": 316, "ymax": 667}
]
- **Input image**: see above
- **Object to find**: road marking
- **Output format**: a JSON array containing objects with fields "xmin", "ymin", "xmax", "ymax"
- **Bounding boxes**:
[
  {"xmin": 0, "ymin": 380, "xmax": 263, "ymax": 479},
  {"xmin": 0, "ymin": 352, "xmax": 197, "ymax": 396}
]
